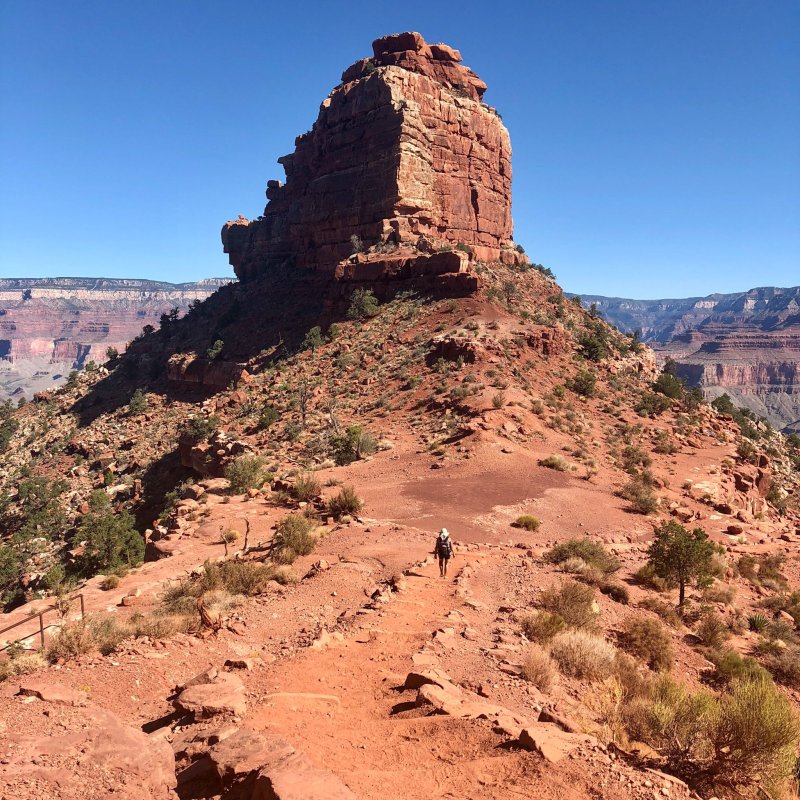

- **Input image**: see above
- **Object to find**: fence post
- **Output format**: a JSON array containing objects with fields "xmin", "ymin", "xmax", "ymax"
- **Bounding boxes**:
[
  {"xmin": 79, "ymin": 594, "xmax": 85, "ymax": 619},
  {"xmin": 39, "ymin": 612, "xmax": 45, "ymax": 650}
]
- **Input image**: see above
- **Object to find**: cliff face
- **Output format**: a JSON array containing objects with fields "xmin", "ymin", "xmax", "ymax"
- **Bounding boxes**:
[
  {"xmin": 577, "ymin": 286, "xmax": 800, "ymax": 433},
  {"xmin": 0, "ymin": 278, "xmax": 230, "ymax": 400},
  {"xmin": 222, "ymin": 32, "xmax": 523, "ymax": 290}
]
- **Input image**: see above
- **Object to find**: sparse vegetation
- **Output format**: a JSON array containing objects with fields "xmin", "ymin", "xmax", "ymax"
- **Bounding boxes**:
[
  {"xmin": 347, "ymin": 288, "xmax": 379, "ymax": 320},
  {"xmin": 619, "ymin": 617, "xmax": 673, "ymax": 671},
  {"xmin": 329, "ymin": 424, "xmax": 377, "ymax": 465},
  {"xmin": 539, "ymin": 454, "xmax": 570, "ymax": 472},
  {"xmin": 619, "ymin": 474, "xmax": 659, "ymax": 514},
  {"xmin": 127, "ymin": 388, "xmax": 148, "ymax": 416},
  {"xmin": 224, "ymin": 454, "xmax": 265, "ymax": 493},
  {"xmin": 549, "ymin": 629, "xmax": 617, "ymax": 680},
  {"xmin": 521, "ymin": 646, "xmax": 556, "ymax": 691},
  {"xmin": 538, "ymin": 581, "xmax": 598, "ymax": 630},
  {"xmin": 328, "ymin": 485, "xmax": 363, "ymax": 519},
  {"xmin": 512, "ymin": 514, "xmax": 540, "ymax": 531},
  {"xmin": 78, "ymin": 491, "xmax": 144, "ymax": 575},
  {"xmin": 544, "ymin": 538, "xmax": 620, "ymax": 575},
  {"xmin": 293, "ymin": 472, "xmax": 321, "ymax": 502},
  {"xmin": 520, "ymin": 610, "xmax": 565, "ymax": 644},
  {"xmin": 272, "ymin": 514, "xmax": 317, "ymax": 564}
]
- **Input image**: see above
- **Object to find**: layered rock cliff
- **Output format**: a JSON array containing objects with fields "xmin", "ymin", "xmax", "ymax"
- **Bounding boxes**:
[
  {"xmin": 577, "ymin": 286, "xmax": 800, "ymax": 433},
  {"xmin": 0, "ymin": 278, "xmax": 230, "ymax": 400},
  {"xmin": 222, "ymin": 31, "xmax": 523, "ymax": 291}
]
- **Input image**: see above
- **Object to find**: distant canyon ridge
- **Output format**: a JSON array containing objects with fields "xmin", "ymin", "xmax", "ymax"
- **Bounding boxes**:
[
  {"xmin": 575, "ymin": 286, "xmax": 800, "ymax": 434},
  {"xmin": 0, "ymin": 277, "xmax": 231, "ymax": 401}
]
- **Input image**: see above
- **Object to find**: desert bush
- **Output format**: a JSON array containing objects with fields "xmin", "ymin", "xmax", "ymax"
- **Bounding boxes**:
[
  {"xmin": 544, "ymin": 538, "xmax": 620, "ymax": 575},
  {"xmin": 707, "ymin": 650, "xmax": 771, "ymax": 687},
  {"xmin": 512, "ymin": 514, "xmax": 540, "ymax": 531},
  {"xmin": 329, "ymin": 425, "xmax": 377, "ymax": 465},
  {"xmin": 702, "ymin": 583, "xmax": 735, "ymax": 605},
  {"xmin": 761, "ymin": 647, "xmax": 800, "ymax": 687},
  {"xmin": 619, "ymin": 617, "xmax": 673, "ymax": 671},
  {"xmin": 599, "ymin": 581, "xmax": 630, "ymax": 604},
  {"xmin": 328, "ymin": 485, "xmax": 363, "ymax": 519},
  {"xmin": 635, "ymin": 392, "xmax": 672, "ymax": 417},
  {"xmin": 78, "ymin": 491, "xmax": 144, "ymax": 575},
  {"xmin": 567, "ymin": 369, "xmax": 597, "ymax": 397},
  {"xmin": 0, "ymin": 651, "xmax": 47, "ymax": 681},
  {"xmin": 549, "ymin": 630, "xmax": 617, "ymax": 680},
  {"xmin": 653, "ymin": 372, "xmax": 684, "ymax": 400},
  {"xmin": 634, "ymin": 563, "xmax": 671, "ymax": 593},
  {"xmin": 100, "ymin": 575, "xmax": 120, "ymax": 591},
  {"xmin": 127, "ymin": 388, "xmax": 148, "ymax": 416},
  {"xmin": 520, "ymin": 610, "xmax": 565, "ymax": 644},
  {"xmin": 738, "ymin": 553, "xmax": 788, "ymax": 591},
  {"xmin": 293, "ymin": 472, "xmax": 321, "ymax": 502},
  {"xmin": 46, "ymin": 620, "xmax": 95, "ymax": 663},
  {"xmin": 620, "ymin": 445, "xmax": 652, "ymax": 474},
  {"xmin": 619, "ymin": 475, "xmax": 659, "ymax": 514},
  {"xmin": 521, "ymin": 646, "xmax": 556, "ymax": 691},
  {"xmin": 272, "ymin": 514, "xmax": 316, "ymax": 565},
  {"xmin": 696, "ymin": 612, "xmax": 731, "ymax": 649},
  {"xmin": 638, "ymin": 596, "xmax": 681, "ymax": 626},
  {"xmin": 347, "ymin": 288, "xmax": 379, "ymax": 320},
  {"xmin": 184, "ymin": 414, "xmax": 221, "ymax": 441},
  {"xmin": 224, "ymin": 455, "xmax": 265, "ymax": 493},
  {"xmin": 258, "ymin": 406, "xmax": 280, "ymax": 429},
  {"xmin": 539, "ymin": 581, "xmax": 598, "ymax": 630},
  {"xmin": 539, "ymin": 454, "xmax": 570, "ymax": 472}
]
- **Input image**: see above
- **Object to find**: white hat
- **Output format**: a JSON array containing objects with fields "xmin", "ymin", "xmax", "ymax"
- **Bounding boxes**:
[{"xmin": 439, "ymin": 528, "xmax": 449, "ymax": 538}]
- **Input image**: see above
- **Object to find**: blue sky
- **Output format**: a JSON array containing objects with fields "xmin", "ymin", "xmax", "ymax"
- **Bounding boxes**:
[{"xmin": 0, "ymin": 0, "xmax": 797, "ymax": 298}]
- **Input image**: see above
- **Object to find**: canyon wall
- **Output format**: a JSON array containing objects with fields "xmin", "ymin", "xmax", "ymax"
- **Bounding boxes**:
[
  {"xmin": 577, "ymin": 286, "xmax": 800, "ymax": 433},
  {"xmin": 0, "ymin": 278, "xmax": 230, "ymax": 400}
]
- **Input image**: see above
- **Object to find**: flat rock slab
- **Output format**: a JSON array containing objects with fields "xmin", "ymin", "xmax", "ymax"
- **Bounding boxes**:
[
  {"xmin": 176, "ymin": 671, "xmax": 247, "ymax": 719},
  {"xmin": 17, "ymin": 680, "xmax": 88, "ymax": 707},
  {"xmin": 518, "ymin": 724, "xmax": 597, "ymax": 763}
]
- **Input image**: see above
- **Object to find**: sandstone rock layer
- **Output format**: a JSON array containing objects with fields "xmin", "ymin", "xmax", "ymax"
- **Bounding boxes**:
[{"xmin": 223, "ymin": 32, "xmax": 523, "ymax": 290}]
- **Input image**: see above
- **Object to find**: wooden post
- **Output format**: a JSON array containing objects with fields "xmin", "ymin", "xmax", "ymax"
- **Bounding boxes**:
[{"xmin": 39, "ymin": 612, "xmax": 45, "ymax": 650}]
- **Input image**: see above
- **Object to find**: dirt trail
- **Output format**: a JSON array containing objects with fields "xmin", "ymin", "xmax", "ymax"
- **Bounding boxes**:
[{"xmin": 241, "ymin": 554, "xmax": 605, "ymax": 800}]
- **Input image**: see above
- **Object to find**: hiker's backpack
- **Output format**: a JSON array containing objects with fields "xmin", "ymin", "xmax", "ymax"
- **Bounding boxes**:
[{"xmin": 436, "ymin": 537, "xmax": 453, "ymax": 558}]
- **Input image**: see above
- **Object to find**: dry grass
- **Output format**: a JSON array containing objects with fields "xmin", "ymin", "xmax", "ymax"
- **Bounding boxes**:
[
  {"xmin": 549, "ymin": 629, "xmax": 617, "ymax": 681},
  {"xmin": 521, "ymin": 646, "xmax": 556, "ymax": 691},
  {"xmin": 539, "ymin": 454, "xmax": 571, "ymax": 472},
  {"xmin": 0, "ymin": 651, "xmax": 47, "ymax": 681},
  {"xmin": 512, "ymin": 514, "xmax": 540, "ymax": 531}
]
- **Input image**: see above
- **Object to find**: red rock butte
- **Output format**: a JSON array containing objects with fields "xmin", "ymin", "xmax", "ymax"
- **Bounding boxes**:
[{"xmin": 222, "ymin": 31, "xmax": 525, "ymax": 291}]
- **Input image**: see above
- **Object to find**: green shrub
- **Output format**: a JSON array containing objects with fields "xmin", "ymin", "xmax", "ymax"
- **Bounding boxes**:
[
  {"xmin": 635, "ymin": 392, "xmax": 672, "ymax": 417},
  {"xmin": 619, "ymin": 474, "xmax": 659, "ymax": 514},
  {"xmin": 272, "ymin": 514, "xmax": 317, "ymax": 565},
  {"xmin": 747, "ymin": 613, "xmax": 769, "ymax": 633},
  {"xmin": 224, "ymin": 455, "xmax": 265, "ymax": 493},
  {"xmin": 512, "ymin": 514, "xmax": 540, "ymax": 531},
  {"xmin": 127, "ymin": 388, "xmax": 148, "ymax": 416},
  {"xmin": 206, "ymin": 339, "xmax": 224, "ymax": 359},
  {"xmin": 544, "ymin": 538, "xmax": 620, "ymax": 575},
  {"xmin": 696, "ymin": 612, "xmax": 731, "ymax": 649},
  {"xmin": 599, "ymin": 581, "xmax": 630, "ymax": 604},
  {"xmin": 328, "ymin": 485, "xmax": 363, "ymax": 519},
  {"xmin": 293, "ymin": 472, "xmax": 321, "ymax": 502},
  {"xmin": 184, "ymin": 414, "xmax": 221, "ymax": 441},
  {"xmin": 303, "ymin": 325, "xmax": 325, "ymax": 352},
  {"xmin": 347, "ymin": 289, "xmax": 380, "ymax": 320},
  {"xmin": 329, "ymin": 425, "xmax": 377, "ymax": 465},
  {"xmin": 0, "ymin": 651, "xmax": 47, "ymax": 682},
  {"xmin": 46, "ymin": 620, "xmax": 95, "ymax": 663},
  {"xmin": 258, "ymin": 406, "xmax": 281, "ymax": 429},
  {"xmin": 653, "ymin": 373, "xmax": 684, "ymax": 399},
  {"xmin": 539, "ymin": 581, "xmax": 598, "ymax": 630},
  {"xmin": 519, "ymin": 610, "xmax": 565, "ymax": 643},
  {"xmin": 707, "ymin": 650, "xmax": 771, "ymax": 687},
  {"xmin": 567, "ymin": 369, "xmax": 597, "ymax": 397},
  {"xmin": 79, "ymin": 491, "xmax": 144, "ymax": 575},
  {"xmin": 619, "ymin": 617, "xmax": 673, "ymax": 671}
]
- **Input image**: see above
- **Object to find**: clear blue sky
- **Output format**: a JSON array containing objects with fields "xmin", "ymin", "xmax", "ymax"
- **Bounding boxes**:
[{"xmin": 1, "ymin": 0, "xmax": 797, "ymax": 297}]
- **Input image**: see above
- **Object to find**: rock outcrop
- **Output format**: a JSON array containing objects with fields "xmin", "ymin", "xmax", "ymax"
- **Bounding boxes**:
[
  {"xmin": 222, "ymin": 32, "xmax": 524, "ymax": 292},
  {"xmin": 577, "ymin": 286, "xmax": 800, "ymax": 433}
]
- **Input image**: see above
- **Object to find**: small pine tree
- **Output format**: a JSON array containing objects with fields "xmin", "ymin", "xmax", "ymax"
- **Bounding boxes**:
[
  {"xmin": 128, "ymin": 388, "xmax": 148, "ymax": 416},
  {"xmin": 647, "ymin": 520, "xmax": 718, "ymax": 607},
  {"xmin": 347, "ymin": 289, "xmax": 379, "ymax": 320},
  {"xmin": 79, "ymin": 491, "xmax": 144, "ymax": 574},
  {"xmin": 303, "ymin": 326, "xmax": 325, "ymax": 352}
]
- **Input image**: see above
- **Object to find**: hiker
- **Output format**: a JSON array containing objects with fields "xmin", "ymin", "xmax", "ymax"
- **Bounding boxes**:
[{"xmin": 435, "ymin": 528, "xmax": 454, "ymax": 577}]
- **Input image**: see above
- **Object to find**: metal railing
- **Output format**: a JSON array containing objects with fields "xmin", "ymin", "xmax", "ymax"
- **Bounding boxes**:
[{"xmin": 0, "ymin": 593, "xmax": 85, "ymax": 651}]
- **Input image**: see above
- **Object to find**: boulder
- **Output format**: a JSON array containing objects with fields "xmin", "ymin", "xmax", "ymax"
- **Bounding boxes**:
[{"xmin": 175, "ymin": 669, "xmax": 247, "ymax": 719}]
